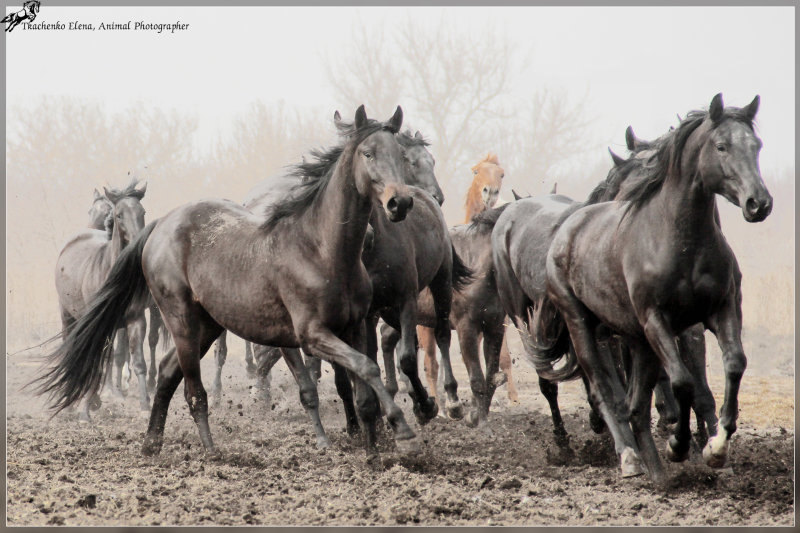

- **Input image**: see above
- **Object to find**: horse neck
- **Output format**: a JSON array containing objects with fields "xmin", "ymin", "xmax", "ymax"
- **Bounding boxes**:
[
  {"xmin": 309, "ymin": 151, "xmax": 372, "ymax": 267},
  {"xmin": 653, "ymin": 136, "xmax": 718, "ymax": 241},
  {"xmin": 104, "ymin": 213, "xmax": 127, "ymax": 266},
  {"xmin": 464, "ymin": 184, "xmax": 484, "ymax": 223}
]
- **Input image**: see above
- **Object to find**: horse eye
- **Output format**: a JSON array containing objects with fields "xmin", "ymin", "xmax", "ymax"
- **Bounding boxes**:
[
  {"xmin": 363, "ymin": 152, "xmax": 373, "ymax": 160},
  {"xmin": 716, "ymin": 144, "xmax": 727, "ymax": 153},
  {"xmin": 473, "ymin": 170, "xmax": 478, "ymax": 175},
  {"xmin": 501, "ymin": 173, "xmax": 505, "ymax": 178}
]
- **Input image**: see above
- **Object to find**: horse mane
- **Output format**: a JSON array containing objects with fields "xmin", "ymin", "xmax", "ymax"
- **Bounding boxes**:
[
  {"xmin": 619, "ymin": 107, "xmax": 754, "ymax": 214},
  {"xmin": 466, "ymin": 203, "xmax": 510, "ymax": 233},
  {"xmin": 397, "ymin": 129, "xmax": 430, "ymax": 148},
  {"xmin": 261, "ymin": 121, "xmax": 388, "ymax": 231},
  {"xmin": 103, "ymin": 211, "xmax": 114, "ymax": 239}
]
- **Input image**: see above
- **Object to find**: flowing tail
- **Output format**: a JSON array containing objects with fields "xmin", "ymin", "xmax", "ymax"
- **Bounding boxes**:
[
  {"xmin": 450, "ymin": 244, "xmax": 474, "ymax": 292},
  {"xmin": 30, "ymin": 221, "xmax": 159, "ymax": 413},
  {"xmin": 515, "ymin": 300, "xmax": 580, "ymax": 382}
]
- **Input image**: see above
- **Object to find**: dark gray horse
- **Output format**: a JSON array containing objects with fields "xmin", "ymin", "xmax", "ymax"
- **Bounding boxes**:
[
  {"xmin": 544, "ymin": 94, "xmax": 769, "ymax": 482},
  {"xmin": 34, "ymin": 106, "xmax": 422, "ymax": 458},
  {"xmin": 54, "ymin": 179, "xmax": 150, "ymax": 420}
]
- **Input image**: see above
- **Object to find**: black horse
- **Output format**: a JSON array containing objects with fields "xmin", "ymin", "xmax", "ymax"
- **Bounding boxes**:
[
  {"xmin": 544, "ymin": 94, "xmax": 769, "ymax": 482},
  {"xmin": 33, "ymin": 106, "xmax": 423, "ymax": 457}
]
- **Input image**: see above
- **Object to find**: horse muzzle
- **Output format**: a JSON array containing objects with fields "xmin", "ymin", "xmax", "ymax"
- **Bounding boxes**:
[
  {"xmin": 743, "ymin": 192, "xmax": 773, "ymax": 222},
  {"xmin": 385, "ymin": 195, "xmax": 414, "ymax": 222}
]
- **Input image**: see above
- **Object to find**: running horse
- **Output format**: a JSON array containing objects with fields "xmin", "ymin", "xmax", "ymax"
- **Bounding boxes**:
[
  {"xmin": 33, "ymin": 106, "xmax": 422, "ymax": 457},
  {"xmin": 414, "ymin": 152, "xmax": 519, "ymax": 411},
  {"xmin": 544, "ymin": 94, "xmax": 769, "ymax": 482}
]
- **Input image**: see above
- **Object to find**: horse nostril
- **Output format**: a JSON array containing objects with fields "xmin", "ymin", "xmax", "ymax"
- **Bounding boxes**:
[
  {"xmin": 387, "ymin": 197, "xmax": 398, "ymax": 212},
  {"xmin": 745, "ymin": 198, "xmax": 759, "ymax": 215}
]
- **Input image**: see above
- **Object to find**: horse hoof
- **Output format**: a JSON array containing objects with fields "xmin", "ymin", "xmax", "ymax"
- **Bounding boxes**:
[
  {"xmin": 316, "ymin": 436, "xmax": 331, "ymax": 450},
  {"xmin": 702, "ymin": 433, "xmax": 729, "ymax": 468},
  {"xmin": 446, "ymin": 402, "xmax": 464, "ymax": 420},
  {"xmin": 78, "ymin": 416, "xmax": 92, "ymax": 425},
  {"xmin": 490, "ymin": 372, "xmax": 507, "ymax": 387},
  {"xmin": 88, "ymin": 397, "xmax": 102, "ymax": 412},
  {"xmin": 465, "ymin": 409, "xmax": 480, "ymax": 428},
  {"xmin": 413, "ymin": 398, "xmax": 438, "ymax": 425},
  {"xmin": 395, "ymin": 435, "xmax": 422, "ymax": 456},
  {"xmin": 141, "ymin": 438, "xmax": 163, "ymax": 457},
  {"xmin": 666, "ymin": 436, "xmax": 690, "ymax": 463},
  {"xmin": 620, "ymin": 447, "xmax": 644, "ymax": 478}
]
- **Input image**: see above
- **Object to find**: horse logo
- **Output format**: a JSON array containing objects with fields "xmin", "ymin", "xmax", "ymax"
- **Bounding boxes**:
[{"xmin": 1, "ymin": 1, "xmax": 41, "ymax": 32}]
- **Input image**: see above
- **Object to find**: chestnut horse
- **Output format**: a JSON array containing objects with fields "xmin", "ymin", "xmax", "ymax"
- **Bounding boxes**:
[{"xmin": 416, "ymin": 152, "xmax": 519, "ymax": 411}]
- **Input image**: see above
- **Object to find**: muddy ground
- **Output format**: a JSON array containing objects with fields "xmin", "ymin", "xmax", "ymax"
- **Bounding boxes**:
[{"xmin": 5, "ymin": 330, "xmax": 795, "ymax": 526}]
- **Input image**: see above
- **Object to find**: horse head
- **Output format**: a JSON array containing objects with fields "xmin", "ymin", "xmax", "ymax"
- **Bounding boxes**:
[
  {"xmin": 466, "ymin": 152, "xmax": 504, "ymax": 218},
  {"xmin": 399, "ymin": 130, "xmax": 443, "ymax": 205},
  {"xmin": 350, "ymin": 105, "xmax": 414, "ymax": 222},
  {"xmin": 103, "ymin": 179, "xmax": 147, "ymax": 245},
  {"xmin": 695, "ymin": 93, "xmax": 772, "ymax": 222}
]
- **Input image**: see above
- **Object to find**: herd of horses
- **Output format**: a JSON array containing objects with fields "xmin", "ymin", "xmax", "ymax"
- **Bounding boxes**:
[{"xmin": 32, "ymin": 93, "xmax": 772, "ymax": 485}]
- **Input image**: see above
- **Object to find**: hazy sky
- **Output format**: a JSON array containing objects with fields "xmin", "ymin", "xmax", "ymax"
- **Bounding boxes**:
[{"xmin": 6, "ymin": 5, "xmax": 795, "ymax": 172}]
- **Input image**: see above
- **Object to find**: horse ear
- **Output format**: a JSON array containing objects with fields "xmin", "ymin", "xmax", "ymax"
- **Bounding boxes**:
[
  {"xmin": 486, "ymin": 152, "xmax": 499, "ymax": 165},
  {"xmin": 625, "ymin": 126, "xmax": 637, "ymax": 151},
  {"xmin": 388, "ymin": 106, "xmax": 403, "ymax": 133},
  {"xmin": 709, "ymin": 93, "xmax": 724, "ymax": 123},
  {"xmin": 414, "ymin": 130, "xmax": 423, "ymax": 140},
  {"xmin": 744, "ymin": 95, "xmax": 760, "ymax": 121},
  {"xmin": 608, "ymin": 148, "xmax": 625, "ymax": 167},
  {"xmin": 93, "ymin": 188, "xmax": 102, "ymax": 200},
  {"xmin": 512, "ymin": 189, "xmax": 523, "ymax": 201},
  {"xmin": 550, "ymin": 183, "xmax": 558, "ymax": 194},
  {"xmin": 134, "ymin": 181, "xmax": 147, "ymax": 198},
  {"xmin": 354, "ymin": 105, "xmax": 367, "ymax": 129},
  {"xmin": 333, "ymin": 110, "xmax": 343, "ymax": 129}
]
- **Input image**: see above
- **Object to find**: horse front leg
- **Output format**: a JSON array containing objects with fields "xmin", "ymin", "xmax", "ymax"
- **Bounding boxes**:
[
  {"xmin": 457, "ymin": 323, "xmax": 486, "ymax": 428},
  {"xmin": 298, "ymin": 322, "xmax": 418, "ymax": 455},
  {"xmin": 252, "ymin": 344, "xmax": 283, "ymax": 404},
  {"xmin": 625, "ymin": 339, "xmax": 665, "ymax": 484},
  {"xmin": 497, "ymin": 320, "xmax": 519, "ymax": 403},
  {"xmin": 417, "ymin": 325, "xmax": 440, "ymax": 407},
  {"xmin": 127, "ymin": 313, "xmax": 151, "ymax": 412},
  {"xmin": 703, "ymin": 297, "xmax": 746, "ymax": 468},
  {"xmin": 429, "ymin": 270, "xmax": 463, "ymax": 420},
  {"xmin": 642, "ymin": 310, "xmax": 695, "ymax": 464},
  {"xmin": 108, "ymin": 328, "xmax": 128, "ymax": 399}
]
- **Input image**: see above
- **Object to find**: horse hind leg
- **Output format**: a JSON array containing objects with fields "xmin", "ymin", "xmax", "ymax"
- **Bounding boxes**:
[
  {"xmin": 211, "ymin": 331, "xmax": 228, "ymax": 408},
  {"xmin": 395, "ymin": 300, "xmax": 437, "ymax": 425},
  {"xmin": 127, "ymin": 314, "xmax": 151, "ymax": 412},
  {"xmin": 142, "ymin": 347, "xmax": 182, "ymax": 456},
  {"xmin": 378, "ymin": 321, "xmax": 402, "ymax": 399},
  {"xmin": 497, "ymin": 323, "xmax": 519, "ymax": 403},
  {"xmin": 678, "ymin": 325, "xmax": 717, "ymax": 450},
  {"xmin": 458, "ymin": 323, "xmax": 487, "ymax": 428},
  {"xmin": 429, "ymin": 267, "xmax": 463, "ymax": 420},
  {"xmin": 147, "ymin": 304, "xmax": 162, "ymax": 392},
  {"xmin": 547, "ymin": 265, "xmax": 643, "ymax": 477},
  {"xmin": 281, "ymin": 348, "xmax": 330, "ymax": 449},
  {"xmin": 625, "ymin": 340, "xmax": 666, "ymax": 484},
  {"xmin": 418, "ymin": 325, "xmax": 440, "ymax": 408}
]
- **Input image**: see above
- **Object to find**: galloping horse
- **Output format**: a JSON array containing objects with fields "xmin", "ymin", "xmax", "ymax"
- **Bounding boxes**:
[
  {"xmin": 544, "ymin": 94, "xmax": 769, "ymax": 481},
  {"xmin": 413, "ymin": 152, "xmax": 519, "ymax": 414},
  {"xmin": 248, "ymin": 118, "xmax": 469, "ymax": 452},
  {"xmin": 54, "ymin": 179, "xmax": 150, "ymax": 420},
  {"xmin": 34, "ymin": 106, "xmax": 422, "ymax": 457}
]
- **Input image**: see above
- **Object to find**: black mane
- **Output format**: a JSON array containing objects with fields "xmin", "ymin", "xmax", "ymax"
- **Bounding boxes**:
[
  {"xmin": 261, "ymin": 122, "xmax": 388, "ymax": 231},
  {"xmin": 466, "ymin": 203, "xmax": 511, "ymax": 233},
  {"xmin": 585, "ymin": 105, "xmax": 754, "ymax": 211},
  {"xmin": 397, "ymin": 129, "xmax": 430, "ymax": 148}
]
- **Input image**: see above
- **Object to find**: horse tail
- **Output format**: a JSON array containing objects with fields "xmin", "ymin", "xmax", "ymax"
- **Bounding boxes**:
[
  {"xmin": 30, "ymin": 220, "xmax": 159, "ymax": 413},
  {"xmin": 450, "ymin": 244, "xmax": 474, "ymax": 292},
  {"xmin": 518, "ymin": 299, "xmax": 581, "ymax": 382}
]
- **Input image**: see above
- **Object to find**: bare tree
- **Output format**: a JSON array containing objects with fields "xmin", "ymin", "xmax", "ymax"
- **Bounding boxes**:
[{"xmin": 323, "ymin": 15, "xmax": 595, "ymax": 222}]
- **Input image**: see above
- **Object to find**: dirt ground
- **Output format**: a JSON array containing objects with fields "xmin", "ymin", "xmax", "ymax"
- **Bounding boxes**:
[{"xmin": 5, "ymin": 330, "xmax": 795, "ymax": 526}]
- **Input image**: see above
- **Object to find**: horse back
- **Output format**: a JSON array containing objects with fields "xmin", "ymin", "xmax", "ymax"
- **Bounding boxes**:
[{"xmin": 55, "ymin": 230, "xmax": 112, "ymax": 318}]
